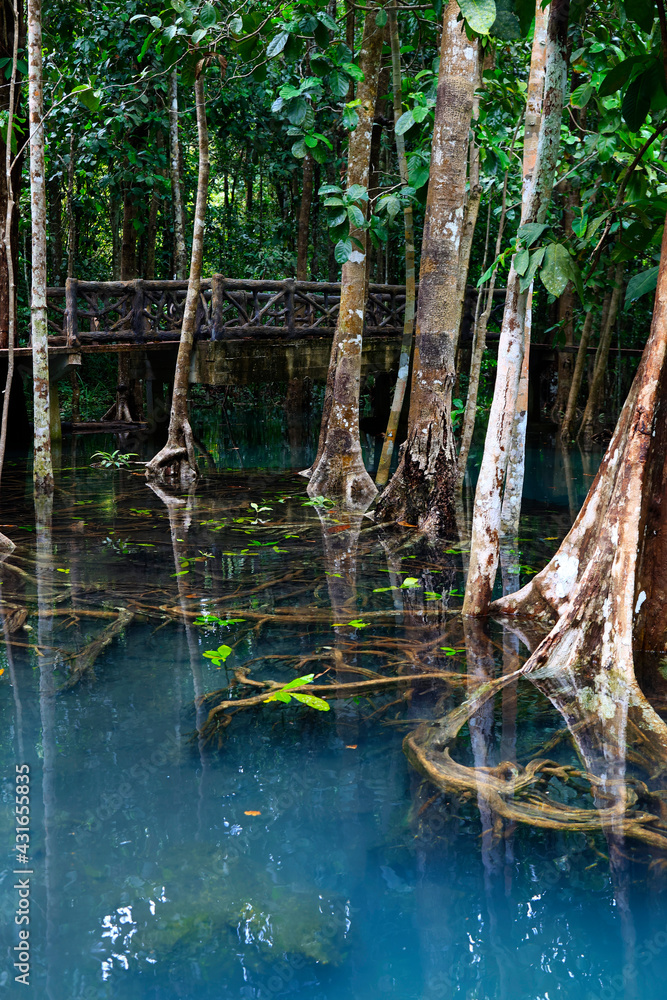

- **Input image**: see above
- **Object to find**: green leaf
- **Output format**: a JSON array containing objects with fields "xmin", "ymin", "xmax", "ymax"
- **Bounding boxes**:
[
  {"xmin": 459, "ymin": 0, "xmax": 497, "ymax": 34},
  {"xmin": 335, "ymin": 238, "xmax": 352, "ymax": 263},
  {"xmin": 347, "ymin": 204, "xmax": 366, "ymax": 227},
  {"xmin": 171, "ymin": 0, "xmax": 186, "ymax": 10},
  {"xmin": 304, "ymin": 134, "xmax": 318, "ymax": 148},
  {"xmin": 401, "ymin": 577, "xmax": 420, "ymax": 588},
  {"xmin": 200, "ymin": 3, "xmax": 217, "ymax": 28},
  {"xmin": 286, "ymin": 96, "xmax": 308, "ymax": 125},
  {"xmin": 319, "ymin": 183, "xmax": 343, "ymax": 196},
  {"xmin": 342, "ymin": 61, "xmax": 365, "ymax": 81},
  {"xmin": 347, "ymin": 183, "xmax": 368, "ymax": 202},
  {"xmin": 539, "ymin": 243, "xmax": 573, "ymax": 298},
  {"xmin": 570, "ymin": 82, "xmax": 594, "ymax": 109},
  {"xmin": 326, "ymin": 70, "xmax": 350, "ymax": 97},
  {"xmin": 598, "ymin": 56, "xmax": 645, "ymax": 97},
  {"xmin": 191, "ymin": 27, "xmax": 206, "ymax": 44},
  {"xmin": 291, "ymin": 139, "xmax": 307, "ymax": 158},
  {"xmin": 376, "ymin": 8, "xmax": 388, "ymax": 27},
  {"xmin": 514, "ymin": 247, "xmax": 530, "ymax": 276},
  {"xmin": 267, "ymin": 31, "xmax": 289, "ymax": 57},
  {"xmin": 292, "ymin": 692, "xmax": 331, "ymax": 711},
  {"xmin": 264, "ymin": 690, "xmax": 291, "ymax": 703},
  {"xmin": 623, "ymin": 0, "xmax": 656, "ymax": 33},
  {"xmin": 281, "ymin": 673, "xmax": 316, "ymax": 691},
  {"xmin": 625, "ymin": 265, "xmax": 659, "ymax": 308},
  {"xmin": 149, "ymin": 15, "xmax": 162, "ymax": 28},
  {"xmin": 518, "ymin": 222, "xmax": 549, "ymax": 247},
  {"xmin": 342, "ymin": 107, "xmax": 359, "ymax": 129},
  {"xmin": 395, "ymin": 110, "xmax": 415, "ymax": 135},
  {"xmin": 622, "ymin": 71, "xmax": 651, "ymax": 131},
  {"xmin": 518, "ymin": 245, "xmax": 546, "ymax": 293}
]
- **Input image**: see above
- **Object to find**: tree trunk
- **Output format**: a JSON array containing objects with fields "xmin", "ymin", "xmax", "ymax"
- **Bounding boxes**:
[
  {"xmin": 0, "ymin": 0, "xmax": 22, "ymax": 350},
  {"xmin": 375, "ymin": 6, "xmax": 416, "ymax": 489},
  {"xmin": 374, "ymin": 0, "xmax": 478, "ymax": 533},
  {"xmin": 305, "ymin": 4, "xmax": 385, "ymax": 508},
  {"xmin": 27, "ymin": 0, "xmax": 53, "ymax": 494},
  {"xmin": 146, "ymin": 70, "xmax": 209, "ymax": 484},
  {"xmin": 0, "ymin": 0, "xmax": 19, "ymax": 496},
  {"xmin": 111, "ymin": 198, "xmax": 121, "ymax": 280},
  {"xmin": 550, "ymin": 183, "xmax": 579, "ymax": 422},
  {"xmin": 121, "ymin": 185, "xmax": 137, "ymax": 280},
  {"xmin": 464, "ymin": 0, "xmax": 567, "ymax": 615},
  {"xmin": 491, "ymin": 215, "xmax": 667, "ymax": 781},
  {"xmin": 66, "ymin": 132, "xmax": 76, "ymax": 278},
  {"xmin": 578, "ymin": 262, "xmax": 624, "ymax": 448},
  {"xmin": 296, "ymin": 153, "xmax": 313, "ymax": 281},
  {"xmin": 560, "ymin": 307, "xmax": 594, "ymax": 442},
  {"xmin": 169, "ymin": 67, "xmax": 188, "ymax": 281}
]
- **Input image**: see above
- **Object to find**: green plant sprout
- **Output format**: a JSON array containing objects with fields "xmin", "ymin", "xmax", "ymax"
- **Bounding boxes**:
[
  {"xmin": 194, "ymin": 615, "xmax": 245, "ymax": 628},
  {"xmin": 440, "ymin": 647, "xmax": 466, "ymax": 656},
  {"xmin": 373, "ymin": 576, "xmax": 421, "ymax": 593},
  {"xmin": 301, "ymin": 496, "xmax": 335, "ymax": 508},
  {"xmin": 202, "ymin": 645, "xmax": 233, "ymax": 666},
  {"xmin": 90, "ymin": 450, "xmax": 138, "ymax": 469},
  {"xmin": 333, "ymin": 619, "xmax": 369, "ymax": 628},
  {"xmin": 263, "ymin": 674, "xmax": 330, "ymax": 711}
]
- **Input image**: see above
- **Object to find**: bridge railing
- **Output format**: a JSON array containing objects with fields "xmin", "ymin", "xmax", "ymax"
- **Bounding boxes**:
[{"xmin": 46, "ymin": 276, "xmax": 409, "ymax": 347}]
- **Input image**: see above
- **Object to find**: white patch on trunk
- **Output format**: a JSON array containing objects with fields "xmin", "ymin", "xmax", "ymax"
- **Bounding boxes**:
[
  {"xmin": 397, "ymin": 365, "xmax": 409, "ymax": 380},
  {"xmin": 552, "ymin": 554, "xmax": 578, "ymax": 599},
  {"xmin": 635, "ymin": 590, "xmax": 647, "ymax": 614},
  {"xmin": 348, "ymin": 251, "xmax": 365, "ymax": 263}
]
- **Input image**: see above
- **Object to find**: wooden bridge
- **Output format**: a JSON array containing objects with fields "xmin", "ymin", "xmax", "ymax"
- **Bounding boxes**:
[{"xmin": 45, "ymin": 276, "xmax": 409, "ymax": 345}]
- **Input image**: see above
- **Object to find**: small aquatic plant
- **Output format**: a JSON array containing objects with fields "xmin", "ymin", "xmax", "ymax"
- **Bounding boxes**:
[
  {"xmin": 91, "ymin": 450, "xmax": 138, "ymax": 469},
  {"xmin": 264, "ymin": 674, "xmax": 330, "ymax": 711}
]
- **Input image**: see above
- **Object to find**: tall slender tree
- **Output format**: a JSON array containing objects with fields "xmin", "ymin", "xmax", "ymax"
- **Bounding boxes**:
[
  {"xmin": 305, "ymin": 2, "xmax": 385, "ymax": 507},
  {"xmin": 146, "ymin": 66, "xmax": 209, "ymax": 483},
  {"xmin": 374, "ymin": 0, "xmax": 478, "ymax": 533},
  {"xmin": 464, "ymin": 0, "xmax": 569, "ymax": 615},
  {"xmin": 28, "ymin": 0, "xmax": 53, "ymax": 494}
]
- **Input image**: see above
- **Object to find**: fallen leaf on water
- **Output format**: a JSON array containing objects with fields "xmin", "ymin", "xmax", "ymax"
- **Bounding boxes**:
[
  {"xmin": 244, "ymin": 810, "xmax": 261, "ymax": 816},
  {"xmin": 345, "ymin": 745, "xmax": 357, "ymax": 749},
  {"xmin": 327, "ymin": 524, "xmax": 351, "ymax": 533},
  {"xmin": 0, "ymin": 668, "xmax": 4, "ymax": 676},
  {"xmin": 397, "ymin": 521, "xmax": 417, "ymax": 527}
]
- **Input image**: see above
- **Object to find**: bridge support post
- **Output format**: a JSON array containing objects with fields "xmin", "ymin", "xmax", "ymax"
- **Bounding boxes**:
[
  {"xmin": 211, "ymin": 273, "xmax": 225, "ymax": 340},
  {"xmin": 65, "ymin": 277, "xmax": 78, "ymax": 346}
]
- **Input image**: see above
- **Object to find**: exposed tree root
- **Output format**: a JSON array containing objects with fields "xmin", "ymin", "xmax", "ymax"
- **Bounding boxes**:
[
  {"xmin": 59, "ymin": 608, "xmax": 134, "ymax": 690},
  {"xmin": 145, "ymin": 417, "xmax": 198, "ymax": 485}
]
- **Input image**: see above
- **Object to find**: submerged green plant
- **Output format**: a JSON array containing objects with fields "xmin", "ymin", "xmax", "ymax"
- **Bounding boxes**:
[
  {"xmin": 91, "ymin": 450, "xmax": 138, "ymax": 469},
  {"xmin": 301, "ymin": 496, "xmax": 335, "ymax": 508},
  {"xmin": 264, "ymin": 674, "xmax": 330, "ymax": 711},
  {"xmin": 203, "ymin": 644, "xmax": 233, "ymax": 666},
  {"xmin": 195, "ymin": 615, "xmax": 245, "ymax": 628}
]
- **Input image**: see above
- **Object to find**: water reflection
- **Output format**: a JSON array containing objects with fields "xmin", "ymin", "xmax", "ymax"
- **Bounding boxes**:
[{"xmin": 0, "ymin": 452, "xmax": 665, "ymax": 999}]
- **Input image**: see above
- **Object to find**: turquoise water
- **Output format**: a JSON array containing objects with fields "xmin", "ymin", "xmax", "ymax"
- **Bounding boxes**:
[{"xmin": 1, "ymin": 436, "xmax": 665, "ymax": 1000}]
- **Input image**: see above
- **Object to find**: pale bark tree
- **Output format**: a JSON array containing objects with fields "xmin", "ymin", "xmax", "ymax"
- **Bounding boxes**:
[
  {"xmin": 0, "ymin": 0, "xmax": 22, "ymax": 351},
  {"xmin": 28, "ymin": 0, "xmax": 53, "ymax": 494},
  {"xmin": 0, "ymin": 0, "xmax": 19, "ymax": 506},
  {"xmin": 374, "ymin": 0, "xmax": 478, "ymax": 532},
  {"xmin": 169, "ymin": 67, "xmax": 188, "ymax": 281},
  {"xmin": 146, "ymin": 69, "xmax": 209, "ymax": 483},
  {"xmin": 375, "ymin": 6, "xmax": 416, "ymax": 488},
  {"xmin": 464, "ymin": 0, "xmax": 567, "ymax": 615},
  {"xmin": 578, "ymin": 261, "xmax": 624, "ymax": 447},
  {"xmin": 305, "ymin": 3, "xmax": 385, "ymax": 508},
  {"xmin": 492, "ymin": 217, "xmax": 667, "ymax": 776}
]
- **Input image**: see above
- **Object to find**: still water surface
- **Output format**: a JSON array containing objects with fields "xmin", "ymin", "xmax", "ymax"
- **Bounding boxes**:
[{"xmin": 1, "ymin": 428, "xmax": 665, "ymax": 1000}]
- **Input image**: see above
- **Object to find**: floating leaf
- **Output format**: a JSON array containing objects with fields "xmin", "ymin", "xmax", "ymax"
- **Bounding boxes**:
[{"xmin": 244, "ymin": 810, "xmax": 261, "ymax": 816}]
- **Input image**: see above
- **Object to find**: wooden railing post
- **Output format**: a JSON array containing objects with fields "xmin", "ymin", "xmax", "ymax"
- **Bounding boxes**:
[
  {"xmin": 65, "ymin": 276, "xmax": 79, "ymax": 346},
  {"xmin": 286, "ymin": 278, "xmax": 295, "ymax": 337},
  {"xmin": 211, "ymin": 273, "xmax": 225, "ymax": 340},
  {"xmin": 131, "ymin": 279, "xmax": 145, "ymax": 342}
]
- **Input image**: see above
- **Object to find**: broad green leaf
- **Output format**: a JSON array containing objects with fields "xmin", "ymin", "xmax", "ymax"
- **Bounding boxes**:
[
  {"xmin": 570, "ymin": 82, "xmax": 594, "ymax": 108},
  {"xmin": 598, "ymin": 56, "xmax": 645, "ymax": 97},
  {"xmin": 518, "ymin": 245, "xmax": 546, "ymax": 293},
  {"xmin": 459, "ymin": 0, "xmax": 497, "ymax": 34},
  {"xmin": 292, "ymin": 692, "xmax": 331, "ymax": 711},
  {"xmin": 291, "ymin": 139, "xmax": 307, "ymax": 158},
  {"xmin": 625, "ymin": 266, "xmax": 659, "ymax": 308},
  {"xmin": 622, "ymin": 71, "xmax": 651, "ymax": 131},
  {"xmin": 623, "ymin": 0, "xmax": 656, "ymax": 32},
  {"xmin": 335, "ymin": 239, "xmax": 352, "ymax": 263},
  {"xmin": 319, "ymin": 183, "xmax": 343, "ymax": 196},
  {"xmin": 200, "ymin": 3, "xmax": 217, "ymax": 28},
  {"xmin": 342, "ymin": 107, "xmax": 359, "ymax": 129},
  {"xmin": 191, "ymin": 27, "xmax": 206, "ymax": 44},
  {"xmin": 316, "ymin": 11, "xmax": 338, "ymax": 32},
  {"xmin": 326, "ymin": 70, "xmax": 350, "ymax": 97},
  {"xmin": 149, "ymin": 15, "xmax": 162, "ymax": 28},
  {"xmin": 267, "ymin": 31, "xmax": 289, "ymax": 57},
  {"xmin": 347, "ymin": 183, "xmax": 368, "ymax": 201},
  {"xmin": 286, "ymin": 96, "xmax": 308, "ymax": 125},
  {"xmin": 412, "ymin": 105, "xmax": 431, "ymax": 123},
  {"xmin": 327, "ymin": 209, "xmax": 348, "ymax": 227},
  {"xmin": 375, "ymin": 8, "xmax": 388, "ymax": 27},
  {"xmin": 514, "ymin": 247, "xmax": 530, "ymax": 276},
  {"xmin": 342, "ymin": 61, "xmax": 365, "ymax": 81},
  {"xmin": 518, "ymin": 222, "xmax": 549, "ymax": 247},
  {"xmin": 304, "ymin": 134, "xmax": 318, "ymax": 148},
  {"xmin": 280, "ymin": 673, "xmax": 315, "ymax": 691},
  {"xmin": 395, "ymin": 110, "xmax": 415, "ymax": 134},
  {"xmin": 401, "ymin": 577, "xmax": 420, "ymax": 588},
  {"xmin": 347, "ymin": 204, "xmax": 365, "ymax": 227},
  {"xmin": 540, "ymin": 243, "xmax": 573, "ymax": 298},
  {"xmin": 265, "ymin": 690, "xmax": 291, "ymax": 703}
]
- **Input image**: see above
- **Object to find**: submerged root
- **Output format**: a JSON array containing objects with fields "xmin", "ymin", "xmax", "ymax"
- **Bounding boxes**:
[
  {"xmin": 59, "ymin": 608, "xmax": 134, "ymax": 690},
  {"xmin": 405, "ymin": 669, "xmax": 667, "ymax": 850},
  {"xmin": 145, "ymin": 418, "xmax": 198, "ymax": 484}
]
